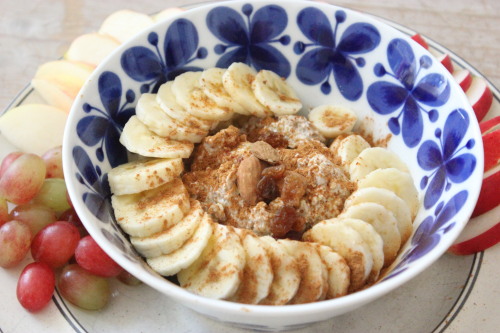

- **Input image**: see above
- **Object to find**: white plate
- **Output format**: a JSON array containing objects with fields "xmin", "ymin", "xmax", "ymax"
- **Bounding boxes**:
[{"xmin": 0, "ymin": 14, "xmax": 498, "ymax": 333}]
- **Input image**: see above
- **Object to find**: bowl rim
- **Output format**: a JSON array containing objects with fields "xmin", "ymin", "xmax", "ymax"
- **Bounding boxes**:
[{"xmin": 62, "ymin": 0, "xmax": 484, "ymax": 322}]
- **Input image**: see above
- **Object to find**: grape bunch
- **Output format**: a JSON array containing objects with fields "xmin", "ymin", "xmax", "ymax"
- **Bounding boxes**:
[{"xmin": 0, "ymin": 147, "xmax": 140, "ymax": 312}]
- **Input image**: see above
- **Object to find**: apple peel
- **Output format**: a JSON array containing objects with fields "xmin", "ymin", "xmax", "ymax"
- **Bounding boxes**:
[
  {"xmin": 452, "ymin": 69, "xmax": 473, "ymax": 92},
  {"xmin": 466, "ymin": 77, "xmax": 493, "ymax": 122},
  {"xmin": 411, "ymin": 33, "xmax": 429, "ymax": 49}
]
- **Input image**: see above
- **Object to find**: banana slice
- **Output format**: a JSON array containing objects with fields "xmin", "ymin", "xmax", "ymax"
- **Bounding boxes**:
[
  {"xmin": 146, "ymin": 213, "xmax": 213, "ymax": 276},
  {"xmin": 349, "ymin": 147, "xmax": 410, "ymax": 182},
  {"xmin": 199, "ymin": 68, "xmax": 247, "ymax": 115},
  {"xmin": 303, "ymin": 220, "xmax": 372, "ymax": 292},
  {"xmin": 120, "ymin": 116, "xmax": 194, "ymax": 158},
  {"xmin": 107, "ymin": 157, "xmax": 183, "ymax": 195},
  {"xmin": 278, "ymin": 239, "xmax": 329, "ymax": 304},
  {"xmin": 172, "ymin": 71, "xmax": 234, "ymax": 121},
  {"xmin": 228, "ymin": 230, "xmax": 273, "ymax": 304},
  {"xmin": 222, "ymin": 62, "xmax": 271, "ymax": 117},
  {"xmin": 358, "ymin": 168, "xmax": 420, "ymax": 218},
  {"xmin": 345, "ymin": 187, "xmax": 413, "ymax": 245},
  {"xmin": 258, "ymin": 236, "xmax": 301, "ymax": 305},
  {"xmin": 111, "ymin": 178, "xmax": 190, "ymax": 237},
  {"xmin": 135, "ymin": 93, "xmax": 208, "ymax": 143},
  {"xmin": 333, "ymin": 217, "xmax": 384, "ymax": 283},
  {"xmin": 314, "ymin": 244, "xmax": 350, "ymax": 299},
  {"xmin": 156, "ymin": 81, "xmax": 214, "ymax": 131},
  {"xmin": 252, "ymin": 69, "xmax": 302, "ymax": 115},
  {"xmin": 308, "ymin": 105, "xmax": 357, "ymax": 138},
  {"xmin": 340, "ymin": 202, "xmax": 401, "ymax": 267},
  {"xmin": 131, "ymin": 199, "xmax": 204, "ymax": 258},
  {"xmin": 177, "ymin": 224, "xmax": 245, "ymax": 299},
  {"xmin": 336, "ymin": 134, "xmax": 371, "ymax": 169}
]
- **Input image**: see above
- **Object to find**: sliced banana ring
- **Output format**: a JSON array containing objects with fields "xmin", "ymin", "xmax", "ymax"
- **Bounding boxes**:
[
  {"xmin": 335, "ymin": 134, "xmax": 371, "ymax": 169},
  {"xmin": 172, "ymin": 71, "xmax": 234, "ymax": 121},
  {"xmin": 349, "ymin": 147, "xmax": 410, "ymax": 182},
  {"xmin": 222, "ymin": 62, "xmax": 271, "ymax": 117},
  {"xmin": 120, "ymin": 116, "xmax": 194, "ymax": 159},
  {"xmin": 308, "ymin": 105, "xmax": 357, "ymax": 138},
  {"xmin": 200, "ymin": 67, "xmax": 247, "ymax": 115},
  {"xmin": 314, "ymin": 244, "xmax": 350, "ymax": 299},
  {"xmin": 252, "ymin": 69, "xmax": 302, "ymax": 115}
]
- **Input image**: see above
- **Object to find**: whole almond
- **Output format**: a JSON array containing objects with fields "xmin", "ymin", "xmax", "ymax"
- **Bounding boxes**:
[
  {"xmin": 250, "ymin": 141, "xmax": 280, "ymax": 163},
  {"xmin": 237, "ymin": 155, "xmax": 262, "ymax": 205}
]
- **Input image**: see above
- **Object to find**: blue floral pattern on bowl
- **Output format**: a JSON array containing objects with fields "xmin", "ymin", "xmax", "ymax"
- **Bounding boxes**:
[
  {"xmin": 367, "ymin": 38, "xmax": 451, "ymax": 148},
  {"xmin": 294, "ymin": 7, "xmax": 380, "ymax": 98},
  {"xmin": 64, "ymin": 1, "xmax": 483, "ymax": 327},
  {"xmin": 121, "ymin": 19, "xmax": 208, "ymax": 93},
  {"xmin": 417, "ymin": 109, "xmax": 476, "ymax": 209},
  {"xmin": 207, "ymin": 3, "xmax": 291, "ymax": 78}
]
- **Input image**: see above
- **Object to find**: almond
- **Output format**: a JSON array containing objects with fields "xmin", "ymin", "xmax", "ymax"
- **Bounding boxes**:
[
  {"xmin": 237, "ymin": 155, "xmax": 263, "ymax": 205},
  {"xmin": 250, "ymin": 141, "xmax": 279, "ymax": 163}
]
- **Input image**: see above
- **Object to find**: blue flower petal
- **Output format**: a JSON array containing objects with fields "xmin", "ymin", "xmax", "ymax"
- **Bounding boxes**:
[
  {"xmin": 331, "ymin": 52, "xmax": 363, "ymax": 100},
  {"xmin": 105, "ymin": 126, "xmax": 128, "ymax": 168},
  {"xmin": 121, "ymin": 46, "xmax": 163, "ymax": 82},
  {"xmin": 114, "ymin": 107, "xmax": 135, "ymax": 128},
  {"xmin": 98, "ymin": 72, "xmax": 122, "ymax": 116},
  {"xmin": 72, "ymin": 146, "xmax": 99, "ymax": 186},
  {"xmin": 412, "ymin": 73, "xmax": 450, "ymax": 106},
  {"xmin": 446, "ymin": 154, "xmax": 476, "ymax": 183},
  {"xmin": 296, "ymin": 48, "xmax": 333, "ymax": 85},
  {"xmin": 367, "ymin": 81, "xmax": 409, "ymax": 115},
  {"xmin": 250, "ymin": 44, "xmax": 291, "ymax": 78},
  {"xmin": 337, "ymin": 23, "xmax": 380, "ymax": 54},
  {"xmin": 431, "ymin": 190, "xmax": 468, "ymax": 233},
  {"xmin": 297, "ymin": 7, "xmax": 334, "ymax": 47},
  {"xmin": 387, "ymin": 39, "xmax": 416, "ymax": 89},
  {"xmin": 164, "ymin": 19, "xmax": 200, "ymax": 69},
  {"xmin": 424, "ymin": 166, "xmax": 446, "ymax": 209},
  {"xmin": 402, "ymin": 97, "xmax": 423, "ymax": 147},
  {"xmin": 417, "ymin": 140, "xmax": 443, "ymax": 170},
  {"xmin": 77, "ymin": 116, "xmax": 108, "ymax": 147},
  {"xmin": 215, "ymin": 47, "xmax": 250, "ymax": 69},
  {"xmin": 207, "ymin": 7, "xmax": 249, "ymax": 45},
  {"xmin": 443, "ymin": 109, "xmax": 469, "ymax": 160},
  {"xmin": 250, "ymin": 5, "xmax": 287, "ymax": 43}
]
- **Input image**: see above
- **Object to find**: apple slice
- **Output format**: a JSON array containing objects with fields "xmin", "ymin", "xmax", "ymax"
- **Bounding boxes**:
[
  {"xmin": 152, "ymin": 7, "xmax": 185, "ymax": 22},
  {"xmin": 452, "ymin": 69, "xmax": 473, "ymax": 92},
  {"xmin": 411, "ymin": 33, "xmax": 429, "ymax": 49},
  {"xmin": 466, "ymin": 76, "xmax": 493, "ymax": 122},
  {"xmin": 483, "ymin": 129, "xmax": 500, "ymax": 172},
  {"xmin": 480, "ymin": 116, "xmax": 500, "ymax": 134},
  {"xmin": 32, "ymin": 60, "xmax": 94, "ymax": 112},
  {"xmin": 99, "ymin": 10, "xmax": 154, "ymax": 43},
  {"xmin": 430, "ymin": 50, "xmax": 454, "ymax": 73},
  {"xmin": 0, "ymin": 104, "xmax": 67, "ymax": 155},
  {"xmin": 65, "ymin": 33, "xmax": 120, "ymax": 67},
  {"xmin": 471, "ymin": 168, "xmax": 500, "ymax": 218},
  {"xmin": 448, "ymin": 204, "xmax": 500, "ymax": 255}
]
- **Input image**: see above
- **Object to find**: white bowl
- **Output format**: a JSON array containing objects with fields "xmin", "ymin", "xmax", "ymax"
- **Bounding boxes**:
[{"xmin": 63, "ymin": 0, "xmax": 483, "ymax": 330}]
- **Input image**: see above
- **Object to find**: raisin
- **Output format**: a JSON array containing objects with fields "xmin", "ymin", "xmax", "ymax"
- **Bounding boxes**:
[
  {"xmin": 261, "ymin": 165, "xmax": 286, "ymax": 179},
  {"xmin": 257, "ymin": 175, "xmax": 280, "ymax": 203},
  {"xmin": 281, "ymin": 171, "xmax": 307, "ymax": 207},
  {"xmin": 270, "ymin": 206, "xmax": 305, "ymax": 239}
]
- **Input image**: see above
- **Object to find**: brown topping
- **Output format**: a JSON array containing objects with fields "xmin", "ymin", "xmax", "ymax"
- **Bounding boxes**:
[
  {"xmin": 281, "ymin": 171, "xmax": 307, "ymax": 207},
  {"xmin": 261, "ymin": 165, "xmax": 286, "ymax": 179},
  {"xmin": 250, "ymin": 141, "xmax": 280, "ymax": 163},
  {"xmin": 236, "ymin": 155, "xmax": 263, "ymax": 205},
  {"xmin": 270, "ymin": 206, "xmax": 305, "ymax": 239},
  {"xmin": 257, "ymin": 175, "xmax": 280, "ymax": 203}
]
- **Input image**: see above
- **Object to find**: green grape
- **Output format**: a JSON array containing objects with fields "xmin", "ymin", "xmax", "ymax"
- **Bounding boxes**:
[{"xmin": 32, "ymin": 178, "xmax": 71, "ymax": 213}]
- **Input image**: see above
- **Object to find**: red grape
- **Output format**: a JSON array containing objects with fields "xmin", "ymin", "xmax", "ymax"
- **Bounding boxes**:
[
  {"xmin": 0, "ymin": 220, "xmax": 32, "ymax": 268},
  {"xmin": 58, "ymin": 264, "xmax": 110, "ymax": 310},
  {"xmin": 0, "ymin": 151, "xmax": 23, "ymax": 178},
  {"xmin": 59, "ymin": 207, "xmax": 88, "ymax": 237},
  {"xmin": 75, "ymin": 235, "xmax": 123, "ymax": 277},
  {"xmin": 42, "ymin": 146, "xmax": 64, "ymax": 178},
  {"xmin": 32, "ymin": 178, "xmax": 71, "ymax": 213},
  {"xmin": 0, "ymin": 197, "xmax": 9, "ymax": 227},
  {"xmin": 31, "ymin": 221, "xmax": 80, "ymax": 268},
  {"xmin": 0, "ymin": 153, "xmax": 46, "ymax": 204},
  {"xmin": 17, "ymin": 262, "xmax": 55, "ymax": 312},
  {"xmin": 9, "ymin": 203, "xmax": 57, "ymax": 236},
  {"xmin": 117, "ymin": 270, "xmax": 142, "ymax": 286}
]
